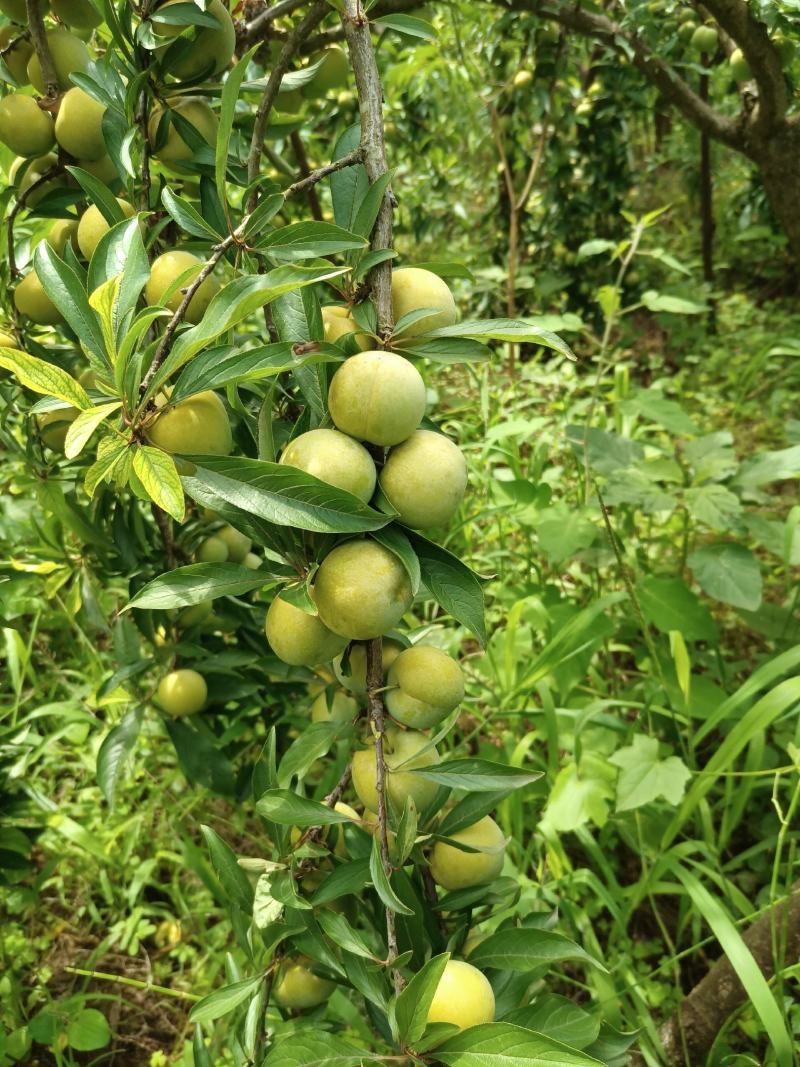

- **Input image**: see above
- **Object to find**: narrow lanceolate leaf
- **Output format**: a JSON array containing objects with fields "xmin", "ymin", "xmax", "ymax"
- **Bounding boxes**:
[
  {"xmin": 131, "ymin": 446, "xmax": 185, "ymax": 522},
  {"xmin": 65, "ymin": 402, "xmax": 122, "ymax": 460},
  {"xmin": 256, "ymin": 790, "xmax": 354, "ymax": 827},
  {"xmin": 96, "ymin": 707, "xmax": 142, "ymax": 808},
  {"xmin": 89, "ymin": 276, "xmax": 122, "ymax": 359},
  {"xmin": 409, "ymin": 532, "xmax": 486, "ymax": 645},
  {"xmin": 409, "ymin": 759, "xmax": 541, "ymax": 792},
  {"xmin": 189, "ymin": 975, "xmax": 264, "ymax": 1025},
  {"xmin": 162, "ymin": 186, "xmax": 224, "ymax": 241},
  {"xmin": 124, "ymin": 563, "xmax": 269, "ymax": 611},
  {"xmin": 216, "ymin": 45, "xmax": 260, "ymax": 221},
  {"xmin": 369, "ymin": 836, "xmax": 414, "ymax": 915},
  {"xmin": 200, "ymin": 825, "xmax": 255, "ymax": 912},
  {"xmin": 0, "ymin": 348, "xmax": 90, "ymax": 409},
  {"xmin": 182, "ymin": 457, "xmax": 391, "ymax": 534},
  {"xmin": 88, "ymin": 217, "xmax": 150, "ymax": 330},
  {"xmin": 435, "ymin": 1023, "xmax": 605, "ymax": 1066},
  {"xmin": 468, "ymin": 928, "xmax": 604, "ymax": 973},
  {"xmin": 257, "ymin": 221, "xmax": 367, "ymax": 262},
  {"xmin": 32, "ymin": 244, "xmax": 107, "ymax": 361},
  {"xmin": 395, "ymin": 953, "xmax": 450, "ymax": 1046},
  {"xmin": 426, "ymin": 318, "xmax": 576, "ymax": 361},
  {"xmin": 263, "ymin": 1032, "xmax": 373, "ymax": 1067}
]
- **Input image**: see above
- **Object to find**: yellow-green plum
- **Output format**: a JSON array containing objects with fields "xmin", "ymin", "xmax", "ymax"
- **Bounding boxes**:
[
  {"xmin": 275, "ymin": 88, "xmax": 303, "ymax": 114},
  {"xmin": 0, "ymin": 0, "xmax": 45, "ymax": 21},
  {"xmin": 55, "ymin": 87, "xmax": 106, "ymax": 160},
  {"xmin": 36, "ymin": 407, "xmax": 78, "ymax": 450},
  {"xmin": 391, "ymin": 267, "xmax": 457, "ymax": 337},
  {"xmin": 385, "ymin": 645, "xmax": 464, "ymax": 729},
  {"xmin": 163, "ymin": 0, "xmax": 235, "ymax": 80},
  {"xmin": 266, "ymin": 594, "xmax": 347, "ymax": 667},
  {"xmin": 273, "ymin": 958, "xmax": 335, "ymax": 1011},
  {"xmin": 430, "ymin": 816, "xmax": 506, "ymax": 891},
  {"xmin": 147, "ymin": 390, "xmax": 233, "ymax": 456},
  {"xmin": 79, "ymin": 155, "xmax": 118, "ymax": 183},
  {"xmin": 352, "ymin": 724, "xmax": 440, "ymax": 812},
  {"xmin": 243, "ymin": 552, "xmax": 262, "ymax": 570},
  {"xmin": 145, "ymin": 250, "xmax": 219, "ymax": 325},
  {"xmin": 690, "ymin": 24, "xmax": 718, "ymax": 53},
  {"xmin": 313, "ymin": 540, "xmax": 413, "ymax": 640},
  {"xmin": 303, "ymin": 47, "xmax": 349, "ymax": 96},
  {"xmin": 14, "ymin": 271, "xmax": 64, "ymax": 325},
  {"xmin": 730, "ymin": 47, "xmax": 751, "ymax": 81},
  {"xmin": 77, "ymin": 199, "xmax": 135, "ymax": 260},
  {"xmin": 178, "ymin": 600, "xmax": 212, "ymax": 628},
  {"xmin": 0, "ymin": 330, "xmax": 20, "ymax": 349},
  {"xmin": 0, "ymin": 95, "xmax": 55, "ymax": 157},
  {"xmin": 0, "ymin": 27, "xmax": 33, "ymax": 83},
  {"xmin": 332, "ymin": 638, "xmax": 403, "ymax": 695},
  {"xmin": 157, "ymin": 668, "xmax": 207, "ymax": 716},
  {"xmin": 196, "ymin": 535, "xmax": 229, "ymax": 563},
  {"xmin": 310, "ymin": 688, "xmax": 358, "ymax": 723},
  {"xmin": 379, "ymin": 429, "xmax": 467, "ymax": 529},
  {"xmin": 28, "ymin": 30, "xmax": 91, "ymax": 93},
  {"xmin": 426, "ymin": 960, "xmax": 495, "ymax": 1031},
  {"xmin": 321, "ymin": 305, "xmax": 370, "ymax": 349},
  {"xmin": 46, "ymin": 219, "xmax": 79, "ymax": 256},
  {"xmin": 9, "ymin": 153, "xmax": 63, "ymax": 208},
  {"xmin": 280, "ymin": 428, "xmax": 377, "ymax": 503},
  {"xmin": 215, "ymin": 525, "xmax": 251, "ymax": 563},
  {"xmin": 328, "ymin": 350, "xmax": 426, "ymax": 447},
  {"xmin": 513, "ymin": 69, "xmax": 533, "ymax": 89},
  {"xmin": 148, "ymin": 97, "xmax": 218, "ymax": 166},
  {"xmin": 677, "ymin": 20, "xmax": 696, "ymax": 41},
  {"xmin": 51, "ymin": 0, "xmax": 103, "ymax": 28}
]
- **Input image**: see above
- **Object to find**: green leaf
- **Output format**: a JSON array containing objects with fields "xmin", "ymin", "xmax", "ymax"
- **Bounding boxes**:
[
  {"xmin": 189, "ymin": 975, "xmax": 264, "ymax": 1025},
  {"xmin": 609, "ymin": 735, "xmax": 690, "ymax": 811},
  {"xmin": 316, "ymin": 909, "xmax": 378, "ymax": 961},
  {"xmin": 85, "ymin": 436, "xmax": 128, "ymax": 497},
  {"xmin": 503, "ymin": 996, "xmax": 600, "ymax": 1051},
  {"xmin": 330, "ymin": 123, "xmax": 369, "ymax": 232},
  {"xmin": 258, "ymin": 221, "xmax": 367, "ymax": 262},
  {"xmin": 398, "ymin": 337, "xmax": 491, "ymax": 364},
  {"xmin": 170, "ymin": 343, "xmax": 340, "ymax": 404},
  {"xmin": 435, "ymin": 1022, "xmax": 604, "ymax": 1066},
  {"xmin": 200, "ymin": 825, "xmax": 254, "ymax": 912},
  {"xmin": 253, "ymin": 873, "xmax": 284, "ymax": 930},
  {"xmin": 217, "ymin": 45, "xmax": 259, "ymax": 221},
  {"xmin": 0, "ymin": 348, "xmax": 90, "ymax": 409},
  {"xmin": 368, "ymin": 835, "xmax": 414, "ymax": 915},
  {"xmin": 535, "ymin": 504, "xmax": 597, "ymax": 563},
  {"xmin": 395, "ymin": 952, "xmax": 450, "ymax": 1045},
  {"xmin": 620, "ymin": 387, "xmax": 698, "ymax": 435},
  {"xmin": 277, "ymin": 723, "xmax": 345, "ymax": 787},
  {"xmin": 539, "ymin": 758, "xmax": 615, "ymax": 834},
  {"xmin": 96, "ymin": 707, "xmax": 142, "ymax": 808},
  {"xmin": 125, "ymin": 563, "xmax": 268, "ymax": 611},
  {"xmin": 255, "ymin": 790, "xmax": 353, "ymax": 827},
  {"xmin": 166, "ymin": 719, "xmax": 236, "ymax": 795},
  {"xmin": 372, "ymin": 526, "xmax": 420, "ymax": 595},
  {"xmin": 410, "ymin": 759, "xmax": 541, "ymax": 792},
  {"xmin": 640, "ymin": 289, "xmax": 707, "ymax": 315},
  {"xmin": 438, "ymin": 791, "xmax": 518, "ymax": 837},
  {"xmin": 468, "ymin": 928, "xmax": 603, "ymax": 972},
  {"xmin": 88, "ymin": 216, "xmax": 149, "ymax": 325},
  {"xmin": 408, "ymin": 532, "xmax": 486, "ymax": 645},
  {"xmin": 426, "ymin": 318, "xmax": 575, "ymax": 361},
  {"xmin": 736, "ymin": 445, "xmax": 800, "ymax": 488},
  {"xmin": 66, "ymin": 1009, "xmax": 111, "ymax": 1052},
  {"xmin": 263, "ymin": 1033, "xmax": 370, "ymax": 1067},
  {"xmin": 309, "ymin": 858, "xmax": 371, "ymax": 905},
  {"xmin": 684, "ymin": 484, "xmax": 743, "ymax": 530},
  {"xmin": 374, "ymin": 13, "xmax": 436, "ymax": 39},
  {"xmin": 162, "ymin": 186, "xmax": 223, "ymax": 241},
  {"xmin": 132, "ymin": 445, "xmax": 185, "ymax": 522},
  {"xmin": 64, "ymin": 402, "xmax": 122, "ymax": 459},
  {"xmin": 687, "ymin": 542, "xmax": 762, "ymax": 610},
  {"xmin": 66, "ymin": 164, "xmax": 127, "ymax": 226},
  {"xmin": 635, "ymin": 575, "xmax": 717, "ymax": 641}
]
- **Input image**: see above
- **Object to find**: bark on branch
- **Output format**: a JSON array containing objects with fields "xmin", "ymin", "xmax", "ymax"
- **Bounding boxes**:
[{"xmin": 26, "ymin": 0, "xmax": 59, "ymax": 98}]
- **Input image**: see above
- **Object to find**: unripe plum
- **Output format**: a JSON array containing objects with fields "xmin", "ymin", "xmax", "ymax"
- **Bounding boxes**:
[
  {"xmin": 77, "ymin": 199, "xmax": 136, "ymax": 260},
  {"xmin": 51, "ymin": 0, "xmax": 103, "ymax": 29},
  {"xmin": 178, "ymin": 600, "xmax": 212, "ymax": 628},
  {"xmin": 730, "ymin": 47, "xmax": 751, "ymax": 81},
  {"xmin": 0, "ymin": 95, "xmax": 55, "ymax": 157},
  {"xmin": 196, "ymin": 535, "xmax": 229, "ymax": 563},
  {"xmin": 773, "ymin": 34, "xmax": 796, "ymax": 67},
  {"xmin": 265, "ymin": 594, "xmax": 347, "ymax": 667},
  {"xmin": 310, "ymin": 688, "xmax": 358, "ymax": 723},
  {"xmin": 215, "ymin": 525, "xmax": 251, "ymax": 563},
  {"xmin": 160, "ymin": 0, "xmax": 235, "ymax": 80},
  {"xmin": 280, "ymin": 428, "xmax": 376, "ymax": 503},
  {"xmin": 36, "ymin": 406, "xmax": 78, "ymax": 451},
  {"xmin": 313, "ymin": 540, "xmax": 413, "ymax": 640},
  {"xmin": 243, "ymin": 552, "xmax": 262, "ymax": 570},
  {"xmin": 46, "ymin": 219, "xmax": 79, "ymax": 257},
  {"xmin": 10, "ymin": 153, "xmax": 63, "ymax": 208},
  {"xmin": 426, "ymin": 960, "xmax": 495, "ymax": 1030},
  {"xmin": 55, "ymin": 87, "xmax": 106, "ymax": 160},
  {"xmin": 391, "ymin": 267, "xmax": 457, "ymax": 337},
  {"xmin": 352, "ymin": 724, "xmax": 440, "ymax": 812},
  {"xmin": 321, "ymin": 305, "xmax": 370, "ymax": 350},
  {"xmin": 379, "ymin": 429, "xmax": 467, "ymax": 529},
  {"xmin": 0, "ymin": 0, "xmax": 46, "ymax": 21},
  {"xmin": 677, "ymin": 20, "xmax": 696, "ymax": 41},
  {"xmin": 0, "ymin": 28, "xmax": 33, "ymax": 84},
  {"xmin": 145, "ymin": 250, "xmax": 219, "ymax": 325},
  {"xmin": 148, "ymin": 389, "xmax": 232, "ymax": 457},
  {"xmin": 28, "ymin": 30, "xmax": 91, "ymax": 93},
  {"xmin": 429, "ymin": 816, "xmax": 506, "ymax": 891},
  {"xmin": 328, "ymin": 350, "xmax": 426, "ymax": 447},
  {"xmin": 14, "ymin": 271, "xmax": 64, "ymax": 325},
  {"xmin": 273, "ymin": 958, "xmax": 335, "ymax": 1010},
  {"xmin": 690, "ymin": 24, "xmax": 718, "ymax": 53},
  {"xmin": 148, "ymin": 97, "xmax": 218, "ymax": 167},
  {"xmin": 333, "ymin": 638, "xmax": 404, "ymax": 695},
  {"xmin": 157, "ymin": 668, "xmax": 207, "ymax": 716},
  {"xmin": 303, "ymin": 47, "xmax": 349, "ymax": 96},
  {"xmin": 385, "ymin": 645, "xmax": 464, "ymax": 729},
  {"xmin": 79, "ymin": 155, "xmax": 118, "ymax": 183}
]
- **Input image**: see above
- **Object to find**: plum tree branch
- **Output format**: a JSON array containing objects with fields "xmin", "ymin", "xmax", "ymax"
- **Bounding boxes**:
[
  {"xmin": 7, "ymin": 164, "xmax": 63, "ymax": 279},
  {"xmin": 284, "ymin": 147, "xmax": 364, "ymax": 198},
  {"xmin": 26, "ymin": 0, "xmax": 59, "ymax": 98},
  {"xmin": 242, "ymin": 0, "xmax": 308, "ymax": 47}
]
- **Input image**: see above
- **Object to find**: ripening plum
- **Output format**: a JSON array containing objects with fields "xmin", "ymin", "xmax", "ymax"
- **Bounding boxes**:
[
  {"xmin": 77, "ymin": 199, "xmax": 136, "ymax": 260},
  {"xmin": 196, "ymin": 535, "xmax": 229, "ymax": 563},
  {"xmin": 215, "ymin": 525, "xmax": 251, "ymax": 563},
  {"xmin": 55, "ymin": 87, "xmax": 106, "ymax": 160},
  {"xmin": 385, "ymin": 646, "xmax": 464, "ymax": 730},
  {"xmin": 28, "ymin": 30, "xmax": 91, "ymax": 93},
  {"xmin": 242, "ymin": 552, "xmax": 262, "ymax": 570},
  {"xmin": 730, "ymin": 47, "xmax": 751, "ymax": 81},
  {"xmin": 430, "ymin": 816, "xmax": 506, "ymax": 892},
  {"xmin": 145, "ymin": 251, "xmax": 219, "ymax": 325},
  {"xmin": 51, "ymin": 0, "xmax": 103, "ymax": 29},
  {"xmin": 46, "ymin": 219, "xmax": 79, "ymax": 256},
  {"xmin": 352, "ymin": 724, "xmax": 440, "ymax": 813},
  {"xmin": 328, "ymin": 351, "xmax": 426, "ymax": 447},
  {"xmin": 157, "ymin": 668, "xmax": 207, "ymax": 716},
  {"xmin": 426, "ymin": 960, "xmax": 495, "ymax": 1031},
  {"xmin": 14, "ymin": 270, "xmax": 64, "ymax": 325},
  {"xmin": 303, "ymin": 47, "xmax": 349, "ymax": 96},
  {"xmin": 159, "ymin": 0, "xmax": 235, "ymax": 80},
  {"xmin": 0, "ymin": 95, "xmax": 55, "ymax": 157},
  {"xmin": 310, "ymin": 688, "xmax": 358, "ymax": 723},
  {"xmin": 36, "ymin": 407, "xmax": 78, "ymax": 451},
  {"xmin": 148, "ymin": 97, "xmax": 218, "ymax": 166},
  {"xmin": 332, "ymin": 638, "xmax": 404, "ymax": 695},
  {"xmin": 313, "ymin": 540, "xmax": 413, "ymax": 640},
  {"xmin": 0, "ymin": 27, "xmax": 33, "ymax": 84},
  {"xmin": 321, "ymin": 305, "xmax": 370, "ymax": 350},
  {"xmin": 379, "ymin": 429, "xmax": 467, "ymax": 529},
  {"xmin": 391, "ymin": 267, "xmax": 457, "ymax": 337},
  {"xmin": 10, "ymin": 154, "xmax": 64, "ymax": 208},
  {"xmin": 280, "ymin": 428, "xmax": 377, "ymax": 503},
  {"xmin": 147, "ymin": 390, "xmax": 233, "ymax": 456},
  {"xmin": 265, "ymin": 594, "xmax": 347, "ymax": 667},
  {"xmin": 273, "ymin": 958, "xmax": 335, "ymax": 1011},
  {"xmin": 79, "ymin": 155, "xmax": 119, "ymax": 183}
]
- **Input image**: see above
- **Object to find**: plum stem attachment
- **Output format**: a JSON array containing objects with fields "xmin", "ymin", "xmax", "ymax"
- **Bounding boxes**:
[{"xmin": 26, "ymin": 0, "xmax": 59, "ymax": 98}]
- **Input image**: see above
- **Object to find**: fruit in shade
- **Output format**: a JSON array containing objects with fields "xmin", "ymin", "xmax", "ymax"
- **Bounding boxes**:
[
  {"xmin": 196, "ymin": 535, "xmax": 229, "ymax": 563},
  {"xmin": 379, "ymin": 430, "xmax": 467, "ymax": 529},
  {"xmin": 352, "ymin": 725, "xmax": 440, "ymax": 812},
  {"xmin": 51, "ymin": 0, "xmax": 103, "ymax": 29},
  {"xmin": 0, "ymin": 95, "xmax": 55, "ymax": 157},
  {"xmin": 215, "ymin": 525, "xmax": 252, "ymax": 563},
  {"xmin": 273, "ymin": 958, "xmax": 335, "ymax": 1010},
  {"xmin": 145, "ymin": 251, "xmax": 219, "ymax": 324},
  {"xmin": 148, "ymin": 97, "xmax": 218, "ymax": 166},
  {"xmin": 677, "ymin": 20, "xmax": 696, "ymax": 40},
  {"xmin": 178, "ymin": 600, "xmax": 212, "ymax": 627},
  {"xmin": 147, "ymin": 390, "xmax": 233, "ymax": 456},
  {"xmin": 310, "ymin": 688, "xmax": 358, "ymax": 723},
  {"xmin": 773, "ymin": 34, "xmax": 796, "ymax": 66},
  {"xmin": 157, "ymin": 669, "xmax": 207, "ymax": 716},
  {"xmin": 730, "ymin": 47, "xmax": 751, "ymax": 81},
  {"xmin": 243, "ymin": 552, "xmax": 262, "ymax": 570},
  {"xmin": 46, "ymin": 219, "xmax": 79, "ymax": 256},
  {"xmin": 275, "ymin": 88, "xmax": 303, "ymax": 113},
  {"xmin": 14, "ymin": 271, "xmax": 64, "ymax": 325},
  {"xmin": 160, "ymin": 0, "xmax": 235, "ymax": 80},
  {"xmin": 303, "ymin": 47, "xmax": 349, "ymax": 96},
  {"xmin": 55, "ymin": 87, "xmax": 106, "ymax": 160},
  {"xmin": 9, "ymin": 154, "xmax": 63, "ymax": 208},
  {"xmin": 690, "ymin": 25, "xmax": 718, "ymax": 53},
  {"xmin": 0, "ymin": 27, "xmax": 33, "ymax": 84},
  {"xmin": 0, "ymin": 0, "xmax": 47, "ymax": 21},
  {"xmin": 37, "ymin": 407, "xmax": 78, "ymax": 450},
  {"xmin": 266, "ymin": 595, "xmax": 347, "ymax": 667},
  {"xmin": 0, "ymin": 330, "xmax": 20, "ymax": 349},
  {"xmin": 28, "ymin": 30, "xmax": 91, "ymax": 93},
  {"xmin": 430, "ymin": 816, "xmax": 506, "ymax": 891},
  {"xmin": 321, "ymin": 305, "xmax": 370, "ymax": 350},
  {"xmin": 385, "ymin": 645, "xmax": 464, "ymax": 729},
  {"xmin": 328, "ymin": 351, "xmax": 426, "ymax": 447},
  {"xmin": 79, "ymin": 155, "xmax": 118, "ymax": 183},
  {"xmin": 280, "ymin": 428, "xmax": 377, "ymax": 503},
  {"xmin": 313, "ymin": 540, "xmax": 413, "ymax": 640},
  {"xmin": 391, "ymin": 267, "xmax": 457, "ymax": 337},
  {"xmin": 426, "ymin": 960, "xmax": 495, "ymax": 1030},
  {"xmin": 513, "ymin": 69, "xmax": 533, "ymax": 88},
  {"xmin": 77, "ymin": 200, "xmax": 136, "ymax": 260},
  {"xmin": 332, "ymin": 638, "xmax": 404, "ymax": 695}
]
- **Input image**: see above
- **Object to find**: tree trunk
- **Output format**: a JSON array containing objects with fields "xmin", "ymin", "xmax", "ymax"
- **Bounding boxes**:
[{"xmin": 752, "ymin": 123, "xmax": 800, "ymax": 268}]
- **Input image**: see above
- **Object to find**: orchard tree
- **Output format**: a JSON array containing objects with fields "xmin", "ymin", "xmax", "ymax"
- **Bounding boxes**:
[{"xmin": 0, "ymin": 1, "xmax": 634, "ymax": 1065}]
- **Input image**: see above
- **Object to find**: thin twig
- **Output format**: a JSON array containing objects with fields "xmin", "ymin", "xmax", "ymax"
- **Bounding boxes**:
[
  {"xmin": 284, "ymin": 147, "xmax": 364, "ymax": 198},
  {"xmin": 7, "ymin": 165, "xmax": 63, "ymax": 278},
  {"xmin": 26, "ymin": 0, "xmax": 59, "ymax": 97},
  {"xmin": 65, "ymin": 966, "xmax": 201, "ymax": 1002},
  {"xmin": 289, "ymin": 130, "xmax": 324, "ymax": 221},
  {"xmin": 242, "ymin": 0, "xmax": 307, "ymax": 46}
]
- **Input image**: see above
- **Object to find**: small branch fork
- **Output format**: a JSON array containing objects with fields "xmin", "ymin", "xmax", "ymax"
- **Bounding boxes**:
[
  {"xmin": 26, "ymin": 0, "xmax": 59, "ymax": 98},
  {"xmin": 241, "ymin": 0, "xmax": 308, "ymax": 47}
]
